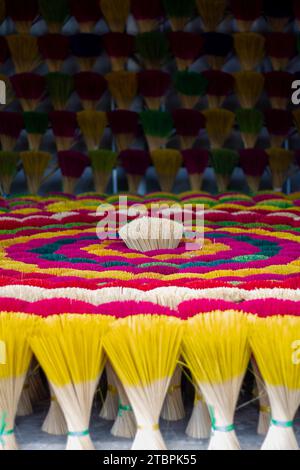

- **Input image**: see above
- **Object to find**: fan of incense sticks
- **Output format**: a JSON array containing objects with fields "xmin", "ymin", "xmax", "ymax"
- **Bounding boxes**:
[
  {"xmin": 70, "ymin": 33, "xmax": 102, "ymax": 71},
  {"xmin": 46, "ymin": 72, "xmax": 74, "ymax": 111},
  {"xmin": 131, "ymin": 0, "xmax": 164, "ymax": 33},
  {"xmin": 75, "ymin": 72, "xmax": 107, "ymax": 110},
  {"xmin": 138, "ymin": 70, "xmax": 171, "ymax": 110},
  {"xmin": 135, "ymin": 31, "xmax": 169, "ymax": 69},
  {"xmin": 106, "ymin": 71, "xmax": 137, "ymax": 110},
  {"xmin": 6, "ymin": 34, "xmax": 40, "ymax": 73},
  {"xmin": 0, "ymin": 151, "xmax": 20, "ymax": 195},
  {"xmin": 202, "ymin": 70, "xmax": 234, "ymax": 109},
  {"xmin": 140, "ymin": 110, "xmax": 173, "ymax": 151},
  {"xmin": 234, "ymin": 71, "xmax": 264, "ymax": 109},
  {"xmin": 265, "ymin": 33, "xmax": 296, "ymax": 71},
  {"xmin": 161, "ymin": 365, "xmax": 185, "ymax": 421},
  {"xmin": 236, "ymin": 108, "xmax": 264, "ymax": 148},
  {"xmin": 168, "ymin": 32, "xmax": 203, "ymax": 71},
  {"xmin": 174, "ymin": 71, "xmax": 208, "ymax": 109},
  {"xmin": 172, "ymin": 109, "xmax": 205, "ymax": 150},
  {"xmin": 38, "ymin": 0, "xmax": 70, "ymax": 33},
  {"xmin": 211, "ymin": 148, "xmax": 239, "ymax": 192},
  {"xmin": 203, "ymin": 109, "xmax": 235, "ymax": 149},
  {"xmin": 196, "ymin": 0, "xmax": 227, "ymax": 32},
  {"xmin": 163, "ymin": 0, "xmax": 195, "ymax": 31},
  {"xmin": 151, "ymin": 149, "xmax": 183, "ymax": 193},
  {"xmin": 6, "ymin": 0, "xmax": 38, "ymax": 33},
  {"xmin": 0, "ymin": 111, "xmax": 23, "ymax": 151},
  {"xmin": 89, "ymin": 149, "xmax": 117, "ymax": 193},
  {"xmin": 58, "ymin": 150, "xmax": 89, "ymax": 194},
  {"xmin": 20, "ymin": 150, "xmax": 51, "ymax": 194},
  {"xmin": 266, "ymin": 148, "xmax": 294, "ymax": 192},
  {"xmin": 230, "ymin": 0, "xmax": 263, "ymax": 31},
  {"xmin": 234, "ymin": 32, "xmax": 265, "ymax": 71},
  {"xmin": 77, "ymin": 110, "xmax": 107, "ymax": 151},
  {"xmin": 24, "ymin": 111, "xmax": 49, "ymax": 151},
  {"xmin": 70, "ymin": 0, "xmax": 101, "ymax": 33},
  {"xmin": 264, "ymin": 71, "xmax": 293, "ymax": 110},
  {"xmin": 264, "ymin": 109, "xmax": 292, "ymax": 148},
  {"xmin": 239, "ymin": 149, "xmax": 268, "ymax": 193},
  {"xmin": 103, "ymin": 33, "xmax": 134, "ymax": 72},
  {"xmin": 100, "ymin": 0, "xmax": 130, "ymax": 32},
  {"xmin": 202, "ymin": 32, "xmax": 233, "ymax": 70},
  {"xmin": 108, "ymin": 110, "xmax": 139, "ymax": 152},
  {"xmin": 264, "ymin": 0, "xmax": 293, "ymax": 31},
  {"xmin": 182, "ymin": 149, "xmax": 209, "ymax": 191},
  {"xmin": 119, "ymin": 149, "xmax": 150, "ymax": 194},
  {"xmin": 38, "ymin": 34, "xmax": 70, "ymax": 72},
  {"xmin": 10, "ymin": 73, "xmax": 45, "ymax": 111}
]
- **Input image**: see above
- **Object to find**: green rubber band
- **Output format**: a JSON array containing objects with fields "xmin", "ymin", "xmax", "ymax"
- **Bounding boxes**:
[
  {"xmin": 271, "ymin": 418, "xmax": 294, "ymax": 428},
  {"xmin": 68, "ymin": 429, "xmax": 89, "ymax": 437},
  {"xmin": 208, "ymin": 405, "xmax": 235, "ymax": 433},
  {"xmin": 118, "ymin": 401, "xmax": 132, "ymax": 417},
  {"xmin": 0, "ymin": 411, "xmax": 14, "ymax": 447}
]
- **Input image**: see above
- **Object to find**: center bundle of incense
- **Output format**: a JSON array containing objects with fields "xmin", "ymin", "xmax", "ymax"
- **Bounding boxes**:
[
  {"xmin": 266, "ymin": 148, "xmax": 294, "ymax": 192},
  {"xmin": 203, "ymin": 109, "xmax": 235, "ymax": 149},
  {"xmin": 138, "ymin": 70, "xmax": 171, "ymax": 110},
  {"xmin": 264, "ymin": 0, "xmax": 293, "ymax": 31},
  {"xmin": 162, "ymin": 0, "xmax": 195, "ymax": 31},
  {"xmin": 239, "ymin": 148, "xmax": 268, "ymax": 192},
  {"xmin": 50, "ymin": 111, "xmax": 78, "ymax": 151},
  {"xmin": 70, "ymin": 33, "xmax": 102, "ymax": 71},
  {"xmin": 100, "ymin": 0, "xmax": 130, "ymax": 32},
  {"xmin": 10, "ymin": 73, "xmax": 45, "ymax": 111},
  {"xmin": 7, "ymin": 0, "xmax": 38, "ymax": 33},
  {"xmin": 46, "ymin": 72, "xmax": 74, "ymax": 110},
  {"xmin": 174, "ymin": 71, "xmax": 208, "ymax": 108},
  {"xmin": 108, "ymin": 110, "xmax": 139, "ymax": 152},
  {"xmin": 151, "ymin": 149, "xmax": 182, "ymax": 192},
  {"xmin": 38, "ymin": 34, "xmax": 70, "ymax": 72},
  {"xmin": 182, "ymin": 149, "xmax": 209, "ymax": 191},
  {"xmin": 77, "ymin": 110, "xmax": 107, "ymax": 150},
  {"xmin": 131, "ymin": 0, "xmax": 164, "ymax": 32},
  {"xmin": 202, "ymin": 70, "xmax": 234, "ymax": 108},
  {"xmin": 196, "ymin": 0, "xmax": 227, "ymax": 32},
  {"xmin": 202, "ymin": 32, "xmax": 233, "ymax": 70},
  {"xmin": 20, "ymin": 150, "xmax": 51, "ymax": 194},
  {"xmin": 57, "ymin": 150, "xmax": 89, "ymax": 194},
  {"xmin": 0, "ymin": 111, "xmax": 23, "ymax": 151},
  {"xmin": 172, "ymin": 109, "xmax": 205, "ymax": 150},
  {"xmin": 103, "ymin": 33, "xmax": 134, "ymax": 72},
  {"xmin": 230, "ymin": 0, "xmax": 262, "ymax": 31},
  {"xmin": 234, "ymin": 71, "xmax": 264, "ymax": 108},
  {"xmin": 168, "ymin": 32, "xmax": 203, "ymax": 71},
  {"xmin": 119, "ymin": 149, "xmax": 150, "ymax": 193},
  {"xmin": 211, "ymin": 148, "xmax": 239, "ymax": 192},
  {"xmin": 6, "ymin": 34, "xmax": 40, "ymax": 73},
  {"xmin": 70, "ymin": 0, "xmax": 101, "ymax": 33},
  {"xmin": 89, "ymin": 149, "xmax": 117, "ymax": 193},
  {"xmin": 135, "ymin": 32, "xmax": 169, "ymax": 69},
  {"xmin": 0, "ymin": 151, "xmax": 20, "ymax": 195},
  {"xmin": 140, "ymin": 110, "xmax": 173, "ymax": 151},
  {"xmin": 236, "ymin": 108, "xmax": 264, "ymax": 148},
  {"xmin": 234, "ymin": 33, "xmax": 265, "ymax": 71},
  {"xmin": 264, "ymin": 71, "xmax": 293, "ymax": 110},
  {"xmin": 23, "ymin": 111, "xmax": 49, "ymax": 151},
  {"xmin": 264, "ymin": 109, "xmax": 292, "ymax": 148},
  {"xmin": 265, "ymin": 33, "xmax": 296, "ymax": 71},
  {"xmin": 75, "ymin": 72, "xmax": 107, "ymax": 110},
  {"xmin": 106, "ymin": 71, "xmax": 137, "ymax": 109},
  {"xmin": 38, "ymin": 0, "xmax": 70, "ymax": 33}
]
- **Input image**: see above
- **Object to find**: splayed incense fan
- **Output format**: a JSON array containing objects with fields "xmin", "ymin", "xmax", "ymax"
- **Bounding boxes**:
[{"xmin": 119, "ymin": 217, "xmax": 184, "ymax": 253}]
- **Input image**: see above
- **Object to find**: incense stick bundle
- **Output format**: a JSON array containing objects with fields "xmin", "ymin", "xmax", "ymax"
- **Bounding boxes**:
[
  {"xmin": 100, "ymin": 0, "xmax": 130, "ymax": 32},
  {"xmin": 172, "ymin": 109, "xmax": 205, "ymax": 150},
  {"xmin": 99, "ymin": 363, "xmax": 118, "ymax": 421},
  {"xmin": 266, "ymin": 148, "xmax": 294, "ymax": 192},
  {"xmin": 141, "ymin": 110, "xmax": 173, "ymax": 151},
  {"xmin": 264, "ymin": 109, "xmax": 292, "ymax": 148},
  {"xmin": 77, "ymin": 110, "xmax": 107, "ymax": 150},
  {"xmin": 70, "ymin": 0, "xmax": 101, "ymax": 33},
  {"xmin": 151, "ymin": 149, "xmax": 182, "ymax": 193},
  {"xmin": 70, "ymin": 33, "xmax": 102, "ymax": 71},
  {"xmin": 234, "ymin": 33, "xmax": 265, "ymax": 71},
  {"xmin": 265, "ymin": 33, "xmax": 296, "ymax": 71},
  {"xmin": 174, "ymin": 71, "xmax": 208, "ymax": 108},
  {"xmin": 103, "ymin": 33, "xmax": 134, "ymax": 72},
  {"xmin": 186, "ymin": 386, "xmax": 211, "ymax": 439},
  {"xmin": 180, "ymin": 305, "xmax": 250, "ymax": 450},
  {"xmin": 239, "ymin": 149, "xmax": 268, "ymax": 193},
  {"xmin": 38, "ymin": 34, "xmax": 70, "ymax": 72},
  {"xmin": 162, "ymin": 0, "xmax": 195, "ymax": 31},
  {"xmin": 17, "ymin": 381, "xmax": 33, "ymax": 417},
  {"xmin": 161, "ymin": 366, "xmax": 185, "ymax": 421},
  {"xmin": 23, "ymin": 111, "xmax": 49, "ymax": 151},
  {"xmin": 103, "ymin": 313, "xmax": 183, "ymax": 450},
  {"xmin": 0, "ymin": 313, "xmax": 37, "ymax": 450},
  {"xmin": 168, "ymin": 32, "xmax": 203, "ymax": 71},
  {"xmin": 264, "ymin": 0, "xmax": 293, "ymax": 32},
  {"xmin": 202, "ymin": 70, "xmax": 234, "ymax": 108},
  {"xmin": 182, "ymin": 149, "xmax": 209, "ymax": 191},
  {"xmin": 46, "ymin": 72, "xmax": 74, "ymax": 110},
  {"xmin": 202, "ymin": 32, "xmax": 233, "ymax": 70},
  {"xmin": 119, "ymin": 149, "xmax": 150, "ymax": 193},
  {"xmin": 108, "ymin": 110, "xmax": 139, "ymax": 151},
  {"xmin": 230, "ymin": 0, "xmax": 262, "ymax": 31},
  {"xmin": 236, "ymin": 108, "xmax": 264, "ymax": 148},
  {"xmin": 110, "ymin": 367, "xmax": 136, "ymax": 438},
  {"xmin": 138, "ymin": 70, "xmax": 171, "ymax": 110},
  {"xmin": 106, "ymin": 71, "xmax": 137, "ymax": 109},
  {"xmin": 57, "ymin": 150, "xmax": 88, "ymax": 194},
  {"xmin": 6, "ymin": 34, "xmax": 40, "ymax": 73},
  {"xmin": 20, "ymin": 150, "xmax": 51, "ymax": 194},
  {"xmin": 0, "ymin": 111, "xmax": 23, "ymax": 151},
  {"xmin": 196, "ymin": 0, "xmax": 227, "ymax": 31},
  {"xmin": 42, "ymin": 386, "xmax": 68, "ymax": 435},
  {"xmin": 10, "ymin": 73, "xmax": 45, "ymax": 111},
  {"xmin": 89, "ymin": 149, "xmax": 117, "ymax": 193},
  {"xmin": 234, "ymin": 71, "xmax": 264, "ymax": 108},
  {"xmin": 203, "ymin": 109, "xmax": 235, "ymax": 149},
  {"xmin": 135, "ymin": 32, "xmax": 169, "ymax": 69},
  {"xmin": 211, "ymin": 148, "xmax": 239, "ymax": 192},
  {"xmin": 50, "ymin": 111, "xmax": 78, "ymax": 151},
  {"xmin": 38, "ymin": 0, "xmax": 70, "ymax": 33},
  {"xmin": 75, "ymin": 72, "xmax": 107, "ymax": 110},
  {"xmin": 264, "ymin": 71, "xmax": 293, "ymax": 110},
  {"xmin": 30, "ymin": 314, "xmax": 113, "ymax": 450},
  {"xmin": 0, "ymin": 151, "xmax": 19, "ymax": 195},
  {"xmin": 131, "ymin": 0, "xmax": 163, "ymax": 33},
  {"xmin": 7, "ymin": 0, "xmax": 38, "ymax": 33}
]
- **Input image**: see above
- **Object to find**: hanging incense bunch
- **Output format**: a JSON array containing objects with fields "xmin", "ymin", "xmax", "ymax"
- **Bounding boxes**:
[
  {"xmin": 77, "ymin": 110, "xmax": 107, "ymax": 150},
  {"xmin": 174, "ymin": 71, "xmax": 208, "ymax": 108},
  {"xmin": 106, "ymin": 71, "xmax": 138, "ymax": 109},
  {"xmin": 234, "ymin": 33, "xmax": 265, "ymax": 71},
  {"xmin": 172, "ymin": 109, "xmax": 205, "ymax": 150},
  {"xmin": 120, "ymin": 149, "xmax": 150, "ymax": 193},
  {"xmin": 236, "ymin": 108, "xmax": 264, "ymax": 148},
  {"xmin": 138, "ymin": 70, "xmax": 171, "ymax": 110},
  {"xmin": 265, "ymin": 33, "xmax": 296, "ymax": 71},
  {"xmin": 103, "ymin": 33, "xmax": 134, "ymax": 72},
  {"xmin": 264, "ymin": 71, "xmax": 293, "ymax": 110},
  {"xmin": 0, "ymin": 151, "xmax": 19, "ymax": 195},
  {"xmin": 108, "ymin": 110, "xmax": 139, "ymax": 152},
  {"xmin": 151, "ymin": 149, "xmax": 182, "ymax": 192},
  {"xmin": 20, "ymin": 150, "xmax": 51, "ymax": 194},
  {"xmin": 100, "ymin": 0, "xmax": 130, "ymax": 32},
  {"xmin": 50, "ymin": 111, "xmax": 78, "ymax": 151},
  {"xmin": 23, "ymin": 111, "xmax": 49, "ymax": 151},
  {"xmin": 162, "ymin": 0, "xmax": 195, "ymax": 31},
  {"xmin": 203, "ymin": 109, "xmax": 235, "ymax": 149},
  {"xmin": 38, "ymin": 34, "xmax": 70, "ymax": 72},
  {"xmin": 58, "ymin": 150, "xmax": 89, "ymax": 194},
  {"xmin": 265, "ymin": 109, "xmax": 292, "ymax": 148},
  {"xmin": 168, "ymin": 32, "xmax": 203, "ymax": 71},
  {"xmin": 10, "ymin": 73, "xmax": 45, "ymax": 111},
  {"xmin": 141, "ymin": 110, "xmax": 173, "ymax": 151},
  {"xmin": 6, "ymin": 34, "xmax": 40, "ymax": 73},
  {"xmin": 38, "ymin": 0, "xmax": 70, "ymax": 33},
  {"xmin": 230, "ymin": 0, "xmax": 262, "ymax": 31},
  {"xmin": 211, "ymin": 148, "xmax": 239, "ymax": 192},
  {"xmin": 70, "ymin": 33, "xmax": 102, "ymax": 71},
  {"xmin": 234, "ymin": 71, "xmax": 264, "ymax": 108},
  {"xmin": 182, "ymin": 149, "xmax": 209, "ymax": 191},
  {"xmin": 161, "ymin": 366, "xmax": 185, "ymax": 421},
  {"xmin": 89, "ymin": 149, "xmax": 117, "ymax": 193},
  {"xmin": 131, "ymin": 0, "xmax": 163, "ymax": 33},
  {"xmin": 135, "ymin": 31, "xmax": 169, "ymax": 69},
  {"xmin": 70, "ymin": 0, "xmax": 101, "ymax": 33},
  {"xmin": 0, "ymin": 111, "xmax": 23, "ymax": 151},
  {"xmin": 267, "ymin": 148, "xmax": 294, "ymax": 192},
  {"xmin": 75, "ymin": 72, "xmax": 107, "ymax": 110},
  {"xmin": 196, "ymin": 0, "xmax": 227, "ymax": 31},
  {"xmin": 202, "ymin": 32, "xmax": 233, "ymax": 70},
  {"xmin": 46, "ymin": 73, "xmax": 74, "ymax": 111},
  {"xmin": 202, "ymin": 70, "xmax": 234, "ymax": 108},
  {"xmin": 7, "ymin": 0, "xmax": 38, "ymax": 33},
  {"xmin": 239, "ymin": 149, "xmax": 268, "ymax": 192},
  {"xmin": 264, "ymin": 0, "xmax": 293, "ymax": 32}
]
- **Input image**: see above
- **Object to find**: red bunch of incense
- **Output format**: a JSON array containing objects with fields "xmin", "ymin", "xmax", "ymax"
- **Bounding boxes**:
[
  {"xmin": 172, "ymin": 109, "xmax": 205, "ymax": 149},
  {"xmin": 74, "ymin": 72, "xmax": 107, "ymax": 109},
  {"xmin": 239, "ymin": 148, "xmax": 268, "ymax": 192},
  {"xmin": 264, "ymin": 109, "xmax": 292, "ymax": 147},
  {"xmin": 230, "ymin": 0, "xmax": 262, "ymax": 31},
  {"xmin": 95, "ymin": 301, "xmax": 178, "ymax": 319},
  {"xmin": 131, "ymin": 0, "xmax": 164, "ymax": 32},
  {"xmin": 202, "ymin": 70, "xmax": 234, "ymax": 108},
  {"xmin": 107, "ymin": 110, "xmax": 139, "ymax": 151},
  {"xmin": 6, "ymin": 0, "xmax": 38, "ymax": 32},
  {"xmin": 178, "ymin": 299, "xmax": 239, "ymax": 320},
  {"xmin": 50, "ymin": 111, "xmax": 78, "ymax": 151},
  {"xmin": 102, "ymin": 33, "xmax": 135, "ymax": 71},
  {"xmin": 265, "ymin": 33, "xmax": 296, "ymax": 71},
  {"xmin": 182, "ymin": 149, "xmax": 209, "ymax": 191},
  {"xmin": 264, "ymin": 71, "xmax": 293, "ymax": 109},
  {"xmin": 168, "ymin": 32, "xmax": 203, "ymax": 70},
  {"xmin": 241, "ymin": 299, "xmax": 300, "ymax": 318},
  {"xmin": 0, "ymin": 111, "xmax": 24, "ymax": 150},
  {"xmin": 58, "ymin": 150, "xmax": 89, "ymax": 194},
  {"xmin": 119, "ymin": 149, "xmax": 150, "ymax": 192},
  {"xmin": 10, "ymin": 73, "xmax": 45, "ymax": 111},
  {"xmin": 70, "ymin": 0, "xmax": 101, "ymax": 32},
  {"xmin": 138, "ymin": 70, "xmax": 171, "ymax": 109},
  {"xmin": 38, "ymin": 34, "xmax": 70, "ymax": 72}
]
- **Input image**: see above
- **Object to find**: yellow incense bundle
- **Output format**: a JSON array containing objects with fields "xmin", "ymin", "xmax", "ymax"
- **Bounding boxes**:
[
  {"xmin": 151, "ymin": 149, "xmax": 183, "ymax": 193},
  {"xmin": 196, "ymin": 0, "xmax": 227, "ymax": 31},
  {"xmin": 106, "ymin": 71, "xmax": 138, "ymax": 109},
  {"xmin": 101, "ymin": 0, "xmax": 130, "ymax": 32},
  {"xmin": 6, "ymin": 34, "xmax": 40, "ymax": 74},
  {"xmin": 266, "ymin": 148, "xmax": 294, "ymax": 192},
  {"xmin": 234, "ymin": 72, "xmax": 264, "ymax": 109},
  {"xmin": 20, "ymin": 151, "xmax": 51, "ymax": 195},
  {"xmin": 104, "ymin": 315, "xmax": 183, "ymax": 450},
  {"xmin": 234, "ymin": 33, "xmax": 265, "ymax": 71},
  {"xmin": 203, "ymin": 109, "xmax": 235, "ymax": 149},
  {"xmin": 77, "ymin": 111, "xmax": 107, "ymax": 151}
]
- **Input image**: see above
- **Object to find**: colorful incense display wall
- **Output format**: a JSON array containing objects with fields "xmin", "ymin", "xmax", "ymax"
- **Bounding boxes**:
[{"xmin": 0, "ymin": 1, "xmax": 299, "ymax": 195}]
